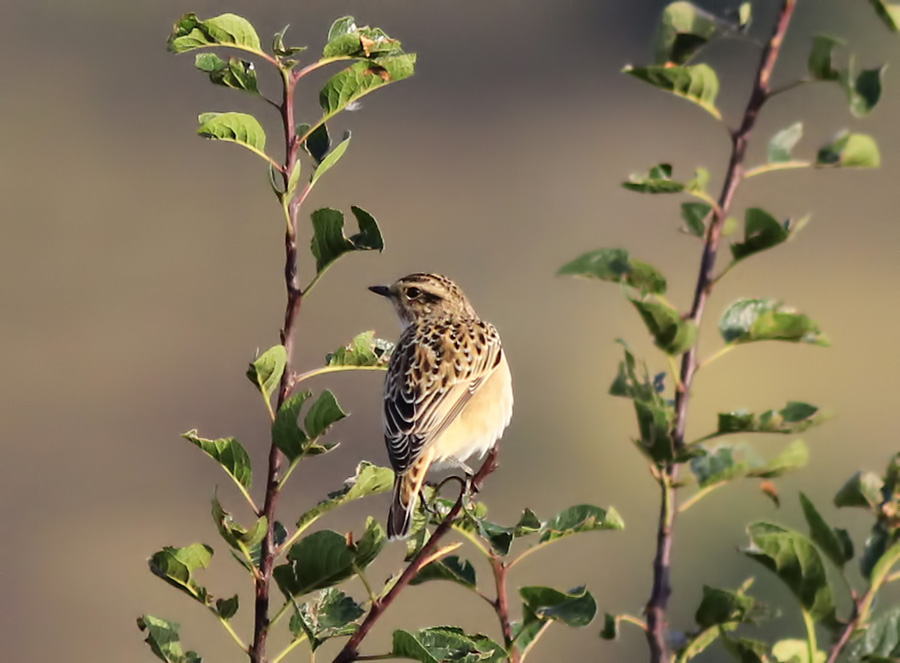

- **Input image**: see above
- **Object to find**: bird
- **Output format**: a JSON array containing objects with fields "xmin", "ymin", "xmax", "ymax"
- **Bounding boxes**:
[{"xmin": 369, "ymin": 273, "xmax": 513, "ymax": 539}]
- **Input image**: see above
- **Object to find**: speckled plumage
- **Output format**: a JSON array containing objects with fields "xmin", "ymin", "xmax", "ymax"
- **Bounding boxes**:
[{"xmin": 371, "ymin": 274, "xmax": 513, "ymax": 539}]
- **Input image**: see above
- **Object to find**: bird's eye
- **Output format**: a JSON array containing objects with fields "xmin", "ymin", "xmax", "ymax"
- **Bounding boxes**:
[{"xmin": 405, "ymin": 286, "xmax": 422, "ymax": 300}]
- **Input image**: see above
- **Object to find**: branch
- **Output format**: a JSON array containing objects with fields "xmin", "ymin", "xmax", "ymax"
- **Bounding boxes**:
[
  {"xmin": 490, "ymin": 555, "xmax": 518, "ymax": 662},
  {"xmin": 249, "ymin": 66, "xmax": 304, "ymax": 663},
  {"xmin": 825, "ymin": 595, "xmax": 863, "ymax": 663},
  {"xmin": 332, "ymin": 446, "xmax": 502, "ymax": 663},
  {"xmin": 644, "ymin": 2, "xmax": 797, "ymax": 661},
  {"xmin": 826, "ymin": 541, "xmax": 900, "ymax": 663}
]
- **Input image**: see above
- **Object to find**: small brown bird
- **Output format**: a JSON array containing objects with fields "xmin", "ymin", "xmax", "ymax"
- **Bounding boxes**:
[{"xmin": 369, "ymin": 273, "xmax": 513, "ymax": 539}]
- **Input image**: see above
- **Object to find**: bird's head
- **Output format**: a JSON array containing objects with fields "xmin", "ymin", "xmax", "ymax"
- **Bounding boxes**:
[{"xmin": 369, "ymin": 273, "xmax": 477, "ymax": 327}]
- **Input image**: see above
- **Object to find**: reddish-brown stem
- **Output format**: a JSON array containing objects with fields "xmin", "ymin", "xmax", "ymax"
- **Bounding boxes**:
[
  {"xmin": 332, "ymin": 447, "xmax": 501, "ymax": 663},
  {"xmin": 643, "ymin": 2, "xmax": 797, "ymax": 662},
  {"xmin": 248, "ymin": 70, "xmax": 304, "ymax": 663},
  {"xmin": 826, "ymin": 590, "xmax": 870, "ymax": 663},
  {"xmin": 826, "ymin": 610, "xmax": 860, "ymax": 663},
  {"xmin": 490, "ymin": 555, "xmax": 519, "ymax": 662}
]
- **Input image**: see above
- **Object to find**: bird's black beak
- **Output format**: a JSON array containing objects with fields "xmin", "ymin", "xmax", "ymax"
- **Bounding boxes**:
[{"xmin": 368, "ymin": 285, "xmax": 391, "ymax": 297}]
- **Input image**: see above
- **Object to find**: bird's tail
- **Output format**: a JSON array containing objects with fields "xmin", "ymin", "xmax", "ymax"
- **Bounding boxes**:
[{"xmin": 387, "ymin": 450, "xmax": 434, "ymax": 540}]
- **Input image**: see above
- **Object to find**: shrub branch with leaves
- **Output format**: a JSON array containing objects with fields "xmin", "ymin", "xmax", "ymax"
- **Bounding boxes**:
[
  {"xmin": 561, "ymin": 1, "xmax": 900, "ymax": 662},
  {"xmin": 139, "ymin": 12, "xmax": 622, "ymax": 663}
]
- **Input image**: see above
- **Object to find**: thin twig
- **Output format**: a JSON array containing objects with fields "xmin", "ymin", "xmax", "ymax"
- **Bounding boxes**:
[
  {"xmin": 490, "ymin": 555, "xmax": 518, "ymax": 661},
  {"xmin": 331, "ymin": 447, "xmax": 501, "ymax": 663},
  {"xmin": 826, "ymin": 541, "xmax": 900, "ymax": 663},
  {"xmin": 643, "ymin": 3, "xmax": 797, "ymax": 661},
  {"xmin": 825, "ymin": 595, "xmax": 863, "ymax": 663},
  {"xmin": 249, "ymin": 65, "xmax": 305, "ymax": 663},
  {"xmin": 677, "ymin": 482, "xmax": 725, "ymax": 514}
]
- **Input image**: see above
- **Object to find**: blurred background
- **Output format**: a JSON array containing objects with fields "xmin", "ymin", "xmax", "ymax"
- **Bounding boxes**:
[{"xmin": 2, "ymin": 1, "xmax": 899, "ymax": 661}]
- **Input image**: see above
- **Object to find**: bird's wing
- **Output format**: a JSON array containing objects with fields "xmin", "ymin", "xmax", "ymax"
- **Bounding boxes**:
[{"xmin": 384, "ymin": 320, "xmax": 503, "ymax": 474}]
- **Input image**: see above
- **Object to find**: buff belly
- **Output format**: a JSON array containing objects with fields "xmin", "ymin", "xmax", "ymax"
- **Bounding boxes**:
[{"xmin": 431, "ymin": 354, "xmax": 513, "ymax": 470}]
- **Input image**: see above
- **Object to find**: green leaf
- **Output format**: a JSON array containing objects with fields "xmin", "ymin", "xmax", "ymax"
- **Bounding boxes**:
[
  {"xmin": 137, "ymin": 615, "xmax": 202, "ymax": 663},
  {"xmin": 197, "ymin": 112, "xmax": 268, "ymax": 161},
  {"xmin": 304, "ymin": 123, "xmax": 330, "ymax": 164},
  {"xmin": 738, "ymin": 2, "xmax": 752, "ymax": 29},
  {"xmin": 695, "ymin": 585, "xmax": 758, "ymax": 628},
  {"xmin": 722, "ymin": 216, "xmax": 740, "ymax": 237},
  {"xmin": 609, "ymin": 341, "xmax": 655, "ymax": 400},
  {"xmin": 326, "ymin": 330, "xmax": 394, "ymax": 367},
  {"xmin": 194, "ymin": 53, "xmax": 259, "ymax": 95},
  {"xmin": 511, "ymin": 619, "xmax": 549, "ymax": 656},
  {"xmin": 719, "ymin": 299, "xmax": 829, "ymax": 346},
  {"xmin": 475, "ymin": 519, "xmax": 516, "ymax": 557},
  {"xmin": 868, "ymin": 0, "xmax": 900, "ymax": 32},
  {"xmin": 768, "ymin": 122, "xmax": 803, "ymax": 163},
  {"xmin": 688, "ymin": 166, "xmax": 710, "ymax": 193},
  {"xmin": 629, "ymin": 295, "xmax": 697, "ymax": 355},
  {"xmin": 246, "ymin": 345, "xmax": 287, "ymax": 402},
  {"xmin": 322, "ymin": 18, "xmax": 403, "ymax": 59},
  {"xmin": 849, "ymin": 66, "xmax": 887, "ymax": 117},
  {"xmin": 354, "ymin": 516, "xmax": 387, "ymax": 568},
  {"xmin": 622, "ymin": 64, "xmax": 721, "ymax": 120},
  {"xmin": 730, "ymin": 208, "xmax": 806, "ymax": 262},
  {"xmin": 290, "ymin": 588, "xmax": 364, "ymax": 651},
  {"xmin": 391, "ymin": 626, "xmax": 506, "ymax": 663},
  {"xmin": 168, "ymin": 13, "xmax": 262, "ymax": 54},
  {"xmin": 272, "ymin": 390, "xmax": 312, "ymax": 462},
  {"xmin": 799, "ymin": 493, "xmax": 853, "ymax": 568},
  {"xmin": 599, "ymin": 613, "xmax": 618, "ymax": 640},
  {"xmin": 182, "ymin": 430, "xmax": 252, "ymax": 490},
  {"xmin": 610, "ymin": 342, "xmax": 677, "ymax": 463},
  {"xmin": 310, "ymin": 132, "xmax": 351, "ymax": 188},
  {"xmin": 429, "ymin": 497, "xmax": 512, "ymax": 555},
  {"xmin": 622, "ymin": 163, "xmax": 685, "ymax": 193},
  {"xmin": 849, "ymin": 605, "xmax": 900, "ymax": 660},
  {"xmin": 212, "ymin": 496, "xmax": 267, "ymax": 552},
  {"xmin": 681, "ymin": 202, "xmax": 710, "ymax": 237},
  {"xmin": 834, "ymin": 471, "xmax": 884, "ymax": 509},
  {"xmin": 215, "ymin": 595, "xmax": 239, "ymax": 620},
  {"xmin": 520, "ymin": 585, "xmax": 597, "ymax": 627},
  {"xmin": 273, "ymin": 25, "xmax": 307, "ymax": 58},
  {"xmin": 149, "ymin": 544, "xmax": 213, "ymax": 604},
  {"xmin": 716, "ymin": 402, "xmax": 825, "ymax": 436},
  {"xmin": 285, "ymin": 161, "xmax": 302, "ymax": 200},
  {"xmin": 691, "ymin": 440, "xmax": 809, "ymax": 487},
  {"xmin": 861, "ymin": 530, "xmax": 886, "ymax": 580},
  {"xmin": 274, "ymin": 518, "xmax": 385, "ymax": 597},
  {"xmin": 328, "ymin": 17, "xmax": 358, "ymax": 43},
  {"xmin": 559, "ymin": 248, "xmax": 667, "ymax": 295},
  {"xmin": 861, "ymin": 528, "xmax": 900, "ymax": 580},
  {"xmin": 743, "ymin": 522, "xmax": 836, "ymax": 623},
  {"xmin": 296, "ymin": 462, "xmax": 394, "ymax": 531},
  {"xmin": 723, "ymin": 635, "xmax": 769, "ymax": 663},
  {"xmin": 310, "ymin": 207, "xmax": 384, "ymax": 274},
  {"xmin": 245, "ymin": 521, "xmax": 286, "ymax": 571},
  {"xmin": 654, "ymin": 2, "xmax": 723, "ymax": 65},
  {"xmin": 772, "ymin": 639, "xmax": 825, "ymax": 663},
  {"xmin": 319, "ymin": 54, "xmax": 416, "ymax": 117},
  {"xmin": 515, "ymin": 508, "xmax": 543, "ymax": 536},
  {"xmin": 411, "ymin": 555, "xmax": 477, "ymax": 589},
  {"xmin": 816, "ymin": 131, "xmax": 881, "ymax": 168},
  {"xmin": 304, "ymin": 389, "xmax": 348, "ymax": 439},
  {"xmin": 808, "ymin": 35, "xmax": 843, "ymax": 81},
  {"xmin": 679, "ymin": 627, "xmax": 730, "ymax": 662},
  {"xmin": 539, "ymin": 505, "xmax": 624, "ymax": 543}
]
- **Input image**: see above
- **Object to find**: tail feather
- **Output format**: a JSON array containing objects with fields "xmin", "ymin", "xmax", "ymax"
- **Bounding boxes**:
[
  {"xmin": 387, "ymin": 449, "xmax": 435, "ymax": 540},
  {"xmin": 387, "ymin": 477, "xmax": 416, "ymax": 539}
]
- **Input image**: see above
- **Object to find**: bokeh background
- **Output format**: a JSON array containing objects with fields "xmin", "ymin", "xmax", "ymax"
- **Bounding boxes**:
[{"xmin": 3, "ymin": 1, "xmax": 900, "ymax": 661}]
